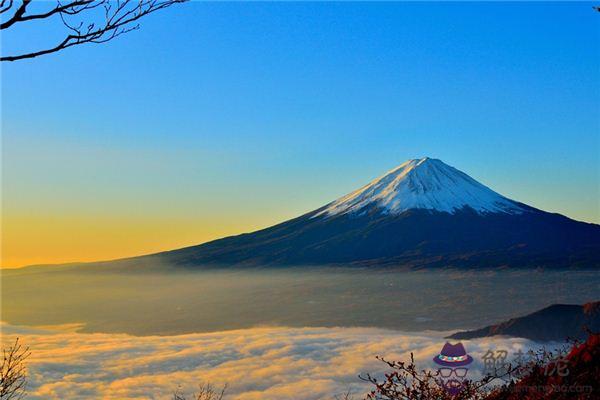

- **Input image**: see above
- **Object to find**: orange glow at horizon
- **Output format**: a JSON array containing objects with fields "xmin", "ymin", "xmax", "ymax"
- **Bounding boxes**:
[{"xmin": 1, "ymin": 213, "xmax": 278, "ymax": 269}]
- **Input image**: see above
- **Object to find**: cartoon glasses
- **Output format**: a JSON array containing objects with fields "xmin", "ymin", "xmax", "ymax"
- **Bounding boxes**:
[{"xmin": 438, "ymin": 368, "xmax": 468, "ymax": 378}]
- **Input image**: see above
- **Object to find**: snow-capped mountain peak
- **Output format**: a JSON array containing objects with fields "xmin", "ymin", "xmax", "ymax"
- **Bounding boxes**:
[{"xmin": 315, "ymin": 157, "xmax": 525, "ymax": 217}]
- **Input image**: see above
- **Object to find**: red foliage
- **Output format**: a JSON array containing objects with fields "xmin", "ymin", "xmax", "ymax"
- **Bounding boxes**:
[{"xmin": 486, "ymin": 334, "xmax": 599, "ymax": 400}]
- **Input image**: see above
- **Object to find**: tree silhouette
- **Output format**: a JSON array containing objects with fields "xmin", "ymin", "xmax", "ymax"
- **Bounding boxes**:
[
  {"xmin": 173, "ymin": 383, "xmax": 227, "ymax": 400},
  {"xmin": 0, "ymin": 338, "xmax": 30, "ymax": 400},
  {"xmin": 1, "ymin": 0, "xmax": 187, "ymax": 62}
]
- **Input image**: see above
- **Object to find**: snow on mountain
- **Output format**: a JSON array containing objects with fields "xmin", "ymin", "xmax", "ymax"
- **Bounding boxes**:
[{"xmin": 316, "ymin": 157, "xmax": 526, "ymax": 217}]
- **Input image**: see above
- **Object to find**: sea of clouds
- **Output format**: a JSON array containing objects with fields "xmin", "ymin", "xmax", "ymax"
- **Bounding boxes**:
[{"xmin": 1, "ymin": 322, "xmax": 550, "ymax": 400}]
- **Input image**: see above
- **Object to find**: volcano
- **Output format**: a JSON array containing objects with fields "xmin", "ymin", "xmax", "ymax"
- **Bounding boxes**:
[{"xmin": 154, "ymin": 157, "xmax": 599, "ymax": 269}]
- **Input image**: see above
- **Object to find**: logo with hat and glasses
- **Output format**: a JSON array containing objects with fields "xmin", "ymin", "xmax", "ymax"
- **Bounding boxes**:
[{"xmin": 433, "ymin": 342, "xmax": 473, "ymax": 395}]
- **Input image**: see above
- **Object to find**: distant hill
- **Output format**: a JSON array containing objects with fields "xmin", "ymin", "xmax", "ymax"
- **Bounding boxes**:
[{"xmin": 448, "ymin": 301, "xmax": 600, "ymax": 342}]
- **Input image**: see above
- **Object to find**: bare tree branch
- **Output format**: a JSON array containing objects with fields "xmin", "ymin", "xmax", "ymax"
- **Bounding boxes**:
[
  {"xmin": 0, "ymin": 0, "xmax": 16, "ymax": 15},
  {"xmin": 1, "ymin": 0, "xmax": 188, "ymax": 62},
  {"xmin": 173, "ymin": 382, "xmax": 227, "ymax": 400},
  {"xmin": 3, "ymin": 1, "xmax": 99, "ymax": 26},
  {"xmin": 0, "ymin": 0, "xmax": 30, "ymax": 28},
  {"xmin": 359, "ymin": 352, "xmax": 519, "ymax": 400},
  {"xmin": 0, "ymin": 338, "xmax": 30, "ymax": 400}
]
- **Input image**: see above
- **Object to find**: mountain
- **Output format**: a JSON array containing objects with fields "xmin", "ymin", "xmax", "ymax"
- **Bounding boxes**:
[
  {"xmin": 448, "ymin": 301, "xmax": 600, "ymax": 342},
  {"xmin": 150, "ymin": 157, "xmax": 599, "ymax": 269}
]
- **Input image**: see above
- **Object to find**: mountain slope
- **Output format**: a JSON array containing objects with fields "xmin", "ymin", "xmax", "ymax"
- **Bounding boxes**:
[
  {"xmin": 448, "ymin": 301, "xmax": 600, "ymax": 341},
  {"xmin": 151, "ymin": 158, "xmax": 600, "ymax": 269}
]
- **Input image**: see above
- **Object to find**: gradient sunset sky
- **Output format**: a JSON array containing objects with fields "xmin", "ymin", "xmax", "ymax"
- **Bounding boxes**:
[{"xmin": 2, "ymin": 2, "xmax": 599, "ymax": 268}]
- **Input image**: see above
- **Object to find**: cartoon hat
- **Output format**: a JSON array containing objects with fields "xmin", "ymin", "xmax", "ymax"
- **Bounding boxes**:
[{"xmin": 433, "ymin": 342, "xmax": 473, "ymax": 367}]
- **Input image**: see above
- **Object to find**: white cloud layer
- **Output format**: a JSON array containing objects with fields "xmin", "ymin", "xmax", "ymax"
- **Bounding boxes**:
[{"xmin": 1, "ymin": 323, "xmax": 548, "ymax": 400}]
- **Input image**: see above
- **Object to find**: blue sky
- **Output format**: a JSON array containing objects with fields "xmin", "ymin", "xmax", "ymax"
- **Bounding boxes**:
[{"xmin": 2, "ymin": 2, "xmax": 599, "ymax": 266}]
